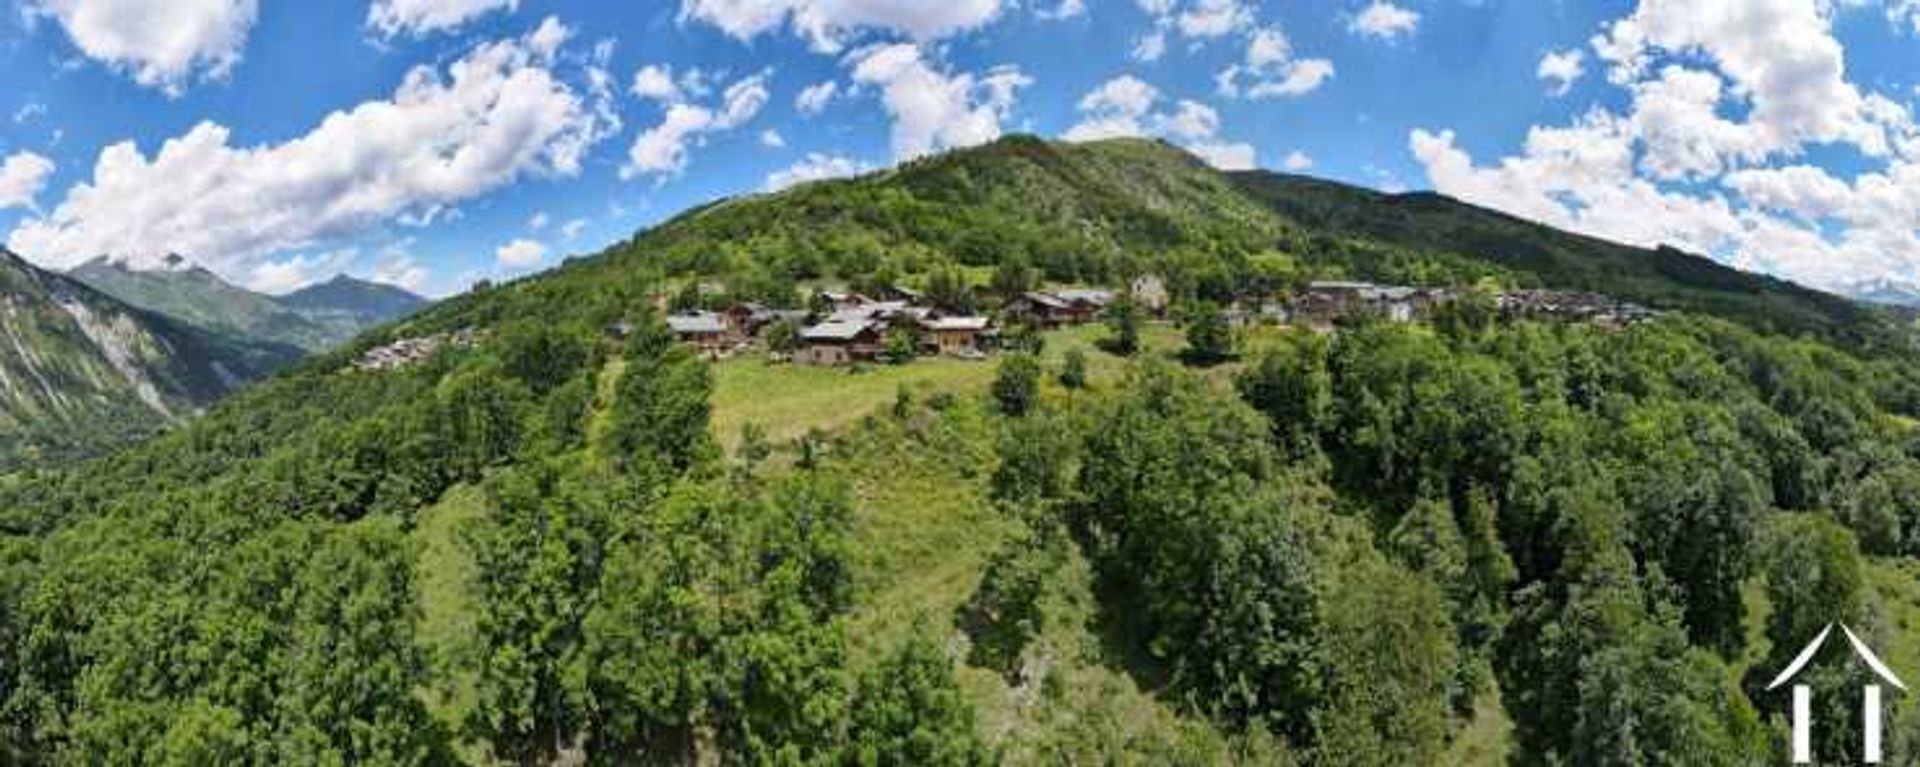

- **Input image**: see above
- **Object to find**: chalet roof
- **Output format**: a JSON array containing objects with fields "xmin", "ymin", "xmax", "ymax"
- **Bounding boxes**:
[
  {"xmin": 1308, "ymin": 280, "xmax": 1378, "ymax": 291},
  {"xmin": 1021, "ymin": 291, "xmax": 1072, "ymax": 309},
  {"xmin": 1055, "ymin": 288, "xmax": 1114, "ymax": 306},
  {"xmin": 666, "ymin": 312, "xmax": 726, "ymax": 334},
  {"xmin": 920, "ymin": 316, "xmax": 990, "ymax": 331},
  {"xmin": 801, "ymin": 319, "xmax": 877, "ymax": 341}
]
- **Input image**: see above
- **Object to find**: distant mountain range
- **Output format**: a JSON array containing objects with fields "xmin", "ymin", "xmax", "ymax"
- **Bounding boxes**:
[
  {"xmin": 0, "ymin": 251, "xmax": 429, "ymax": 469},
  {"xmin": 70, "ymin": 255, "xmax": 429, "ymax": 351},
  {"xmin": 1835, "ymin": 277, "xmax": 1920, "ymax": 309},
  {"xmin": 0, "ymin": 249, "xmax": 301, "ymax": 468}
]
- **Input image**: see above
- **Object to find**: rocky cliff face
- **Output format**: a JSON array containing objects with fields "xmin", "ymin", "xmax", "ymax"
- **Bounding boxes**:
[{"xmin": 0, "ymin": 249, "xmax": 299, "ymax": 469}]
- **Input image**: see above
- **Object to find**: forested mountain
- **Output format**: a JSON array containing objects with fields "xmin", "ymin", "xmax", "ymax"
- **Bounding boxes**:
[
  {"xmin": 0, "ymin": 249, "xmax": 298, "ymax": 469},
  {"xmin": 4, "ymin": 136, "xmax": 1920, "ymax": 764},
  {"xmin": 277, "ymin": 274, "xmax": 431, "ymax": 327},
  {"xmin": 71, "ymin": 255, "xmax": 428, "ymax": 351}
]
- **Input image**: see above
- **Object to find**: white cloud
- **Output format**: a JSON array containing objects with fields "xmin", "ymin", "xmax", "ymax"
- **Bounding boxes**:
[
  {"xmin": 849, "ymin": 43, "xmax": 1030, "ymax": 161},
  {"xmin": 795, "ymin": 80, "xmax": 839, "ymax": 116},
  {"xmin": 369, "ymin": 247, "xmax": 431, "ymax": 294},
  {"xmin": 1037, "ymin": 0, "xmax": 1085, "ymax": 20},
  {"xmin": 716, "ymin": 71, "xmax": 772, "ymax": 129},
  {"xmin": 559, "ymin": 218, "xmax": 586, "ymax": 241},
  {"xmin": 765, "ymin": 152, "xmax": 872, "ymax": 191},
  {"xmin": 1537, "ymin": 49, "xmax": 1585, "ymax": 96},
  {"xmin": 1591, "ymin": 0, "xmax": 1894, "ymax": 161},
  {"xmin": 7, "ymin": 20, "xmax": 614, "ymax": 285},
  {"xmin": 13, "ymin": 102, "xmax": 47, "ymax": 124},
  {"xmin": 246, "ymin": 248, "xmax": 358, "ymax": 295},
  {"xmin": 1176, "ymin": 0, "xmax": 1252, "ymax": 39},
  {"xmin": 1283, "ymin": 150, "xmax": 1312, "ymax": 171},
  {"xmin": 25, "ymin": 0, "xmax": 258, "ymax": 96},
  {"xmin": 495, "ymin": 238, "xmax": 546, "ymax": 268},
  {"xmin": 1349, "ymin": 2, "xmax": 1419, "ymax": 41},
  {"xmin": 626, "ymin": 104, "xmax": 716, "ymax": 179},
  {"xmin": 367, "ymin": 0, "xmax": 517, "ymax": 37},
  {"xmin": 527, "ymin": 212, "xmax": 550, "ymax": 231},
  {"xmin": 623, "ymin": 70, "xmax": 772, "ymax": 181},
  {"xmin": 1188, "ymin": 141, "xmax": 1255, "ymax": 170},
  {"xmin": 760, "ymin": 129, "xmax": 787, "ymax": 148},
  {"xmin": 679, "ymin": 0, "xmax": 1003, "ymax": 52},
  {"xmin": 631, "ymin": 64, "xmax": 685, "ymax": 103},
  {"xmin": 1062, "ymin": 76, "xmax": 1255, "ymax": 170},
  {"xmin": 1217, "ymin": 27, "xmax": 1334, "ymax": 99},
  {"xmin": 1405, "ymin": 0, "xmax": 1920, "ymax": 290},
  {"xmin": 1131, "ymin": 30, "xmax": 1167, "ymax": 62},
  {"xmin": 0, "ymin": 152, "xmax": 55, "ymax": 211}
]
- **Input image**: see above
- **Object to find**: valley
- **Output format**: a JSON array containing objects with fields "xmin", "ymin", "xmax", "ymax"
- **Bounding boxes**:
[{"xmin": 4, "ymin": 136, "xmax": 1920, "ymax": 764}]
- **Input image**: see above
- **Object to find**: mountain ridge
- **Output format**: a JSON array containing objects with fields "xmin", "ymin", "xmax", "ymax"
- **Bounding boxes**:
[
  {"xmin": 69, "ymin": 255, "xmax": 429, "ymax": 351},
  {"xmin": 0, "ymin": 248, "xmax": 300, "ymax": 468}
]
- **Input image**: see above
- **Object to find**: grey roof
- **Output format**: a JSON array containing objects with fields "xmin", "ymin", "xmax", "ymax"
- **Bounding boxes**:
[
  {"xmin": 1054, "ymin": 288, "xmax": 1114, "ymax": 306},
  {"xmin": 1021, "ymin": 291, "xmax": 1072, "ymax": 309},
  {"xmin": 920, "ymin": 315, "xmax": 990, "ymax": 331},
  {"xmin": 1308, "ymin": 280, "xmax": 1378, "ymax": 291},
  {"xmin": 666, "ymin": 312, "xmax": 726, "ymax": 334},
  {"xmin": 801, "ymin": 319, "xmax": 876, "ymax": 341}
]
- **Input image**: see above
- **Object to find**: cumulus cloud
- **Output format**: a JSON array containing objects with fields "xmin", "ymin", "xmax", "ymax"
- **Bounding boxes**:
[
  {"xmin": 559, "ymin": 218, "xmax": 586, "ymax": 241},
  {"xmin": 7, "ymin": 19, "xmax": 614, "ymax": 286},
  {"xmin": 1349, "ymin": 2, "xmax": 1419, "ymax": 41},
  {"xmin": 495, "ymin": 238, "xmax": 546, "ymax": 268},
  {"xmin": 631, "ymin": 64, "xmax": 686, "ymax": 103},
  {"xmin": 795, "ymin": 80, "xmax": 839, "ymax": 116},
  {"xmin": 679, "ymin": 0, "xmax": 1003, "ymax": 52},
  {"xmin": 527, "ymin": 212, "xmax": 550, "ymax": 231},
  {"xmin": 25, "ymin": 0, "xmax": 258, "ymax": 96},
  {"xmin": 1175, "ymin": 0, "xmax": 1252, "ymax": 39},
  {"xmin": 765, "ymin": 152, "xmax": 872, "ymax": 191},
  {"xmin": 1408, "ymin": 0, "xmax": 1920, "ymax": 291},
  {"xmin": 368, "ymin": 0, "xmax": 517, "ymax": 38},
  {"xmin": 1217, "ymin": 27, "xmax": 1334, "ymax": 99},
  {"xmin": 849, "ymin": 43, "xmax": 1030, "ymax": 160},
  {"xmin": 623, "ymin": 69, "xmax": 773, "ymax": 181},
  {"xmin": 1537, "ymin": 49, "xmax": 1584, "ymax": 96},
  {"xmin": 1061, "ymin": 75, "xmax": 1256, "ymax": 170},
  {"xmin": 1283, "ymin": 150, "xmax": 1312, "ymax": 172},
  {"xmin": 760, "ymin": 129, "xmax": 787, "ymax": 148},
  {"xmin": 1591, "ymin": 0, "xmax": 1893, "ymax": 161},
  {"xmin": 1131, "ymin": 30, "xmax": 1167, "ymax": 62},
  {"xmin": 1037, "ymin": 0, "xmax": 1085, "ymax": 20},
  {"xmin": 0, "ymin": 152, "xmax": 55, "ymax": 211}
]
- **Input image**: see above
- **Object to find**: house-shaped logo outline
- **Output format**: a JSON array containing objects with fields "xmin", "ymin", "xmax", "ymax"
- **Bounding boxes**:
[{"xmin": 1766, "ymin": 623, "xmax": 1906, "ymax": 764}]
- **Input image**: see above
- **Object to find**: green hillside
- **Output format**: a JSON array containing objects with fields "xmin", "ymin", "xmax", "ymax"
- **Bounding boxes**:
[
  {"xmin": 1228, "ymin": 171, "xmax": 1889, "ymax": 345},
  {"xmin": 5, "ymin": 136, "xmax": 1920, "ymax": 764}
]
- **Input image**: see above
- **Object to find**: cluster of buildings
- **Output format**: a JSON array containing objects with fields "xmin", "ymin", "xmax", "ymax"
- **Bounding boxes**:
[
  {"xmin": 657, "ymin": 289, "xmax": 1005, "ymax": 366},
  {"xmin": 1495, "ymin": 289, "xmax": 1661, "ymax": 328},
  {"xmin": 1282, "ymin": 280, "xmax": 1659, "ymax": 330},
  {"xmin": 657, "ymin": 283, "xmax": 1150, "ymax": 367},
  {"xmin": 354, "ymin": 328, "xmax": 478, "ymax": 371},
  {"xmin": 791, "ymin": 294, "xmax": 993, "ymax": 366},
  {"xmin": 642, "ymin": 275, "xmax": 1660, "ymax": 367}
]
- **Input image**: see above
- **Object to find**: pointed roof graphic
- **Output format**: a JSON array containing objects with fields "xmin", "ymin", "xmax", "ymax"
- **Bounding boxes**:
[{"xmin": 1766, "ymin": 623, "xmax": 1907, "ymax": 691}]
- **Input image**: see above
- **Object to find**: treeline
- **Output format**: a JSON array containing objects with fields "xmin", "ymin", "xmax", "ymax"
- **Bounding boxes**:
[
  {"xmin": 964, "ymin": 308, "xmax": 1920, "ymax": 763},
  {"xmin": 0, "ymin": 311, "xmax": 983, "ymax": 764},
  {"xmin": 5, "ymin": 292, "xmax": 1920, "ymax": 762}
]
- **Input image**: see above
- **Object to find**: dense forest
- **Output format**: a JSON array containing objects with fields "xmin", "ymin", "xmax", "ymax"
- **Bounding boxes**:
[{"xmin": 4, "ymin": 136, "xmax": 1920, "ymax": 764}]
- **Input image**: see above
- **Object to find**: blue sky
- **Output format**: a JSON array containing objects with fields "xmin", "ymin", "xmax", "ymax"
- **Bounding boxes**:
[{"xmin": 0, "ymin": 1, "xmax": 1916, "ymax": 297}]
